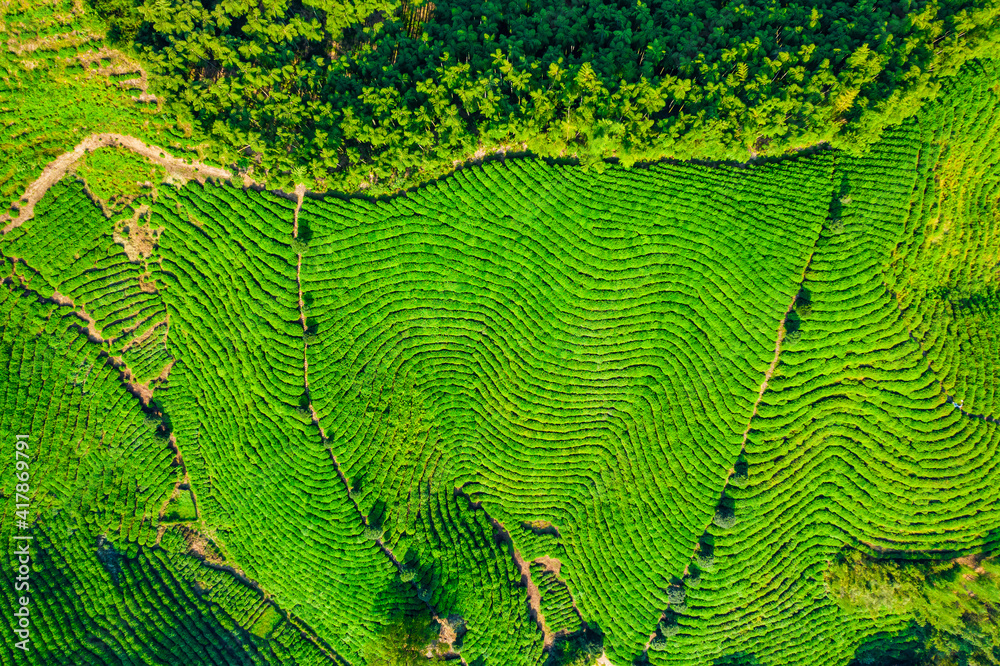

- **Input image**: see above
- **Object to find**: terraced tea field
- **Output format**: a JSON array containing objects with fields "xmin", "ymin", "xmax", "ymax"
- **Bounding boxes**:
[{"xmin": 1, "ymin": 57, "xmax": 999, "ymax": 665}]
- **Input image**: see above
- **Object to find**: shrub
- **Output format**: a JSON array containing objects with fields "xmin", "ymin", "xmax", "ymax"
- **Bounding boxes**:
[
  {"xmin": 361, "ymin": 612, "xmax": 436, "ymax": 665},
  {"xmin": 713, "ymin": 508, "xmax": 736, "ymax": 530},
  {"xmin": 667, "ymin": 585, "xmax": 686, "ymax": 607},
  {"xmin": 697, "ymin": 552, "xmax": 716, "ymax": 571},
  {"xmin": 659, "ymin": 613, "xmax": 680, "ymax": 638},
  {"xmin": 824, "ymin": 550, "xmax": 921, "ymax": 614}
]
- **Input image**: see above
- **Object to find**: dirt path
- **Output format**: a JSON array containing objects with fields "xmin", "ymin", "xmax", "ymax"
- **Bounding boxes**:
[
  {"xmin": 292, "ymin": 183, "xmax": 305, "ymax": 237},
  {"xmin": 452, "ymin": 487, "xmax": 551, "ymax": 646},
  {"xmin": 739, "ymin": 287, "xmax": 802, "ymax": 447},
  {"xmin": 672, "ymin": 257, "xmax": 814, "ymax": 591},
  {"xmin": 498, "ymin": 517, "xmax": 550, "ymax": 646},
  {"xmin": 1, "ymin": 133, "xmax": 238, "ymax": 234}
]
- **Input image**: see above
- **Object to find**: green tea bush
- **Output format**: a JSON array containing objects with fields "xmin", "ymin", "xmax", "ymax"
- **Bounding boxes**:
[
  {"xmin": 5, "ymin": 57, "xmax": 1000, "ymax": 666},
  {"xmin": 531, "ymin": 562, "xmax": 582, "ymax": 636},
  {"xmin": 653, "ymin": 63, "xmax": 1000, "ymax": 666},
  {"xmin": 299, "ymin": 154, "xmax": 832, "ymax": 660}
]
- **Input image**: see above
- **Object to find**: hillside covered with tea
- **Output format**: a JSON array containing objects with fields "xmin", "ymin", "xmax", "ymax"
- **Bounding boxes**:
[{"xmin": 2, "ymin": 0, "xmax": 1000, "ymax": 664}]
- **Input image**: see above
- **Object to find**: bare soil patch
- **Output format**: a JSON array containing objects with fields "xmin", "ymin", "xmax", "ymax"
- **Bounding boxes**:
[
  {"xmin": 138, "ymin": 272, "xmax": 158, "ymax": 293},
  {"xmin": 50, "ymin": 291, "xmax": 74, "ymax": 306},
  {"xmin": 114, "ymin": 218, "xmax": 161, "ymax": 262},
  {"xmin": 533, "ymin": 555, "xmax": 563, "ymax": 576},
  {"xmin": 8, "ymin": 29, "xmax": 99, "ymax": 56}
]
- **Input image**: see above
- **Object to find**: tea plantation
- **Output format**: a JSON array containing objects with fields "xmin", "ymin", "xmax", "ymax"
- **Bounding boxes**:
[{"xmin": 1, "ymin": 52, "xmax": 999, "ymax": 666}]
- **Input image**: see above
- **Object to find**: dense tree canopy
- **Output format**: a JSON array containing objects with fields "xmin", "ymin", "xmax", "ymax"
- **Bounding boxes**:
[
  {"xmin": 826, "ymin": 551, "xmax": 1000, "ymax": 665},
  {"xmin": 92, "ymin": 0, "xmax": 1000, "ymax": 191}
]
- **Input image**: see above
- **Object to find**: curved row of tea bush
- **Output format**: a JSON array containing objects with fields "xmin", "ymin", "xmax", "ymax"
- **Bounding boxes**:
[
  {"xmin": 0, "ymin": 269, "xmax": 338, "ymax": 664},
  {"xmin": 2, "ymin": 170, "xmax": 551, "ymax": 663},
  {"xmin": 149, "ymin": 182, "xmax": 430, "ymax": 663},
  {"xmin": 0, "ymin": 180, "xmax": 171, "ymax": 383},
  {"xmin": 1, "ymin": 510, "xmax": 335, "ymax": 665},
  {"xmin": 646, "ymin": 76, "xmax": 1000, "ymax": 664},
  {"xmin": 299, "ymin": 155, "xmax": 832, "ymax": 660},
  {"xmin": 531, "ymin": 563, "xmax": 582, "ymax": 636},
  {"xmin": 886, "ymin": 59, "xmax": 1000, "ymax": 421},
  {"xmin": 6, "ymin": 59, "xmax": 999, "ymax": 663},
  {"xmin": 0, "ymin": 284, "xmax": 174, "ymax": 544},
  {"xmin": 395, "ymin": 482, "xmax": 545, "ymax": 665}
]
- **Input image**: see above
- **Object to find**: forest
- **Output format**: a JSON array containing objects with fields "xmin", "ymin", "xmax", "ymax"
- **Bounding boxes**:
[{"xmin": 87, "ymin": 0, "xmax": 1000, "ymax": 191}]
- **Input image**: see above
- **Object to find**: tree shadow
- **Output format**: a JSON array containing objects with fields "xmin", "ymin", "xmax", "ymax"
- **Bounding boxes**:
[
  {"xmin": 849, "ymin": 622, "xmax": 929, "ymax": 665},
  {"xmin": 544, "ymin": 625, "xmax": 604, "ymax": 666}
]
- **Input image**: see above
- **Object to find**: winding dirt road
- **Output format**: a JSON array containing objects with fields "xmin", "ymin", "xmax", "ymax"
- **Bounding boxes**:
[{"xmin": 1, "ymin": 133, "xmax": 239, "ymax": 234}]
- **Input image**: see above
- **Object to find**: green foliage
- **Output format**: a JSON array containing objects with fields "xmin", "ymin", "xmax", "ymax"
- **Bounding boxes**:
[
  {"xmin": 88, "ymin": 0, "xmax": 147, "ymax": 41},
  {"xmin": 531, "ymin": 562, "xmax": 582, "ymax": 635},
  {"xmin": 696, "ymin": 550, "xmax": 716, "ymax": 571},
  {"xmin": 712, "ymin": 508, "xmax": 736, "ymax": 530},
  {"xmin": 659, "ymin": 615, "xmax": 680, "ymax": 639},
  {"xmin": 655, "ymin": 62, "xmax": 1000, "ymax": 666},
  {"xmin": 111, "ymin": 0, "xmax": 1000, "ymax": 193},
  {"xmin": 545, "ymin": 630, "xmax": 603, "ymax": 666},
  {"xmin": 76, "ymin": 146, "xmax": 162, "ymax": 211},
  {"xmin": 161, "ymin": 488, "xmax": 198, "ymax": 522},
  {"xmin": 361, "ymin": 612, "xmax": 437, "ymax": 666},
  {"xmin": 0, "ymin": 0, "xmax": 206, "ymax": 216},
  {"xmin": 250, "ymin": 605, "xmax": 284, "ymax": 639},
  {"xmin": 824, "ymin": 550, "xmax": 923, "ymax": 615},
  {"xmin": 299, "ymin": 153, "xmax": 830, "ymax": 661},
  {"xmin": 0, "ymin": 283, "xmax": 329, "ymax": 665},
  {"xmin": 4, "ymin": 56, "xmax": 1000, "ymax": 666},
  {"xmin": 667, "ymin": 585, "xmax": 686, "ymax": 608},
  {"xmin": 364, "ymin": 525, "xmax": 386, "ymax": 541},
  {"xmin": 648, "ymin": 636, "xmax": 669, "ymax": 652},
  {"xmin": 827, "ymin": 552, "xmax": 1000, "ymax": 665}
]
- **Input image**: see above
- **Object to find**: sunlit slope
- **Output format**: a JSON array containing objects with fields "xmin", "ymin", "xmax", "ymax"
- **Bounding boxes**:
[
  {"xmin": 0, "ymin": 0, "xmax": 203, "ymax": 219},
  {"xmin": 298, "ymin": 157, "xmax": 833, "ymax": 660},
  {"xmin": 142, "ymin": 183, "xmax": 429, "ymax": 664},
  {"xmin": 2, "ymin": 58, "xmax": 999, "ymax": 666},
  {"xmin": 0, "ymin": 284, "xmax": 172, "ymax": 564},
  {"xmin": 652, "ymin": 70, "xmax": 1000, "ymax": 666},
  {"xmin": 887, "ymin": 59, "xmax": 1000, "ymax": 419}
]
